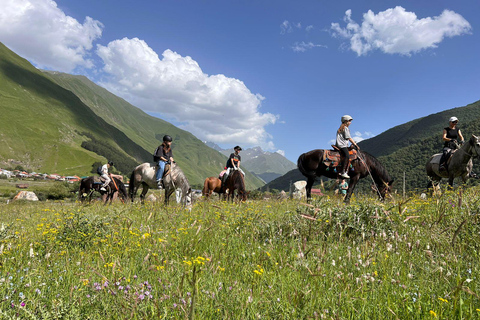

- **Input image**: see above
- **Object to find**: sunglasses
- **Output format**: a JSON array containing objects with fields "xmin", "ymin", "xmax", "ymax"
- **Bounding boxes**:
[{"xmin": 451, "ymin": 121, "xmax": 458, "ymax": 123}]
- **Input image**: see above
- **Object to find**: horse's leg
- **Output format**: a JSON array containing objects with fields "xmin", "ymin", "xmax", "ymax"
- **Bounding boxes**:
[
  {"xmin": 165, "ymin": 187, "xmax": 175, "ymax": 205},
  {"xmin": 305, "ymin": 176, "xmax": 315, "ymax": 202},
  {"xmin": 448, "ymin": 174, "xmax": 455, "ymax": 189},
  {"xmin": 344, "ymin": 175, "xmax": 359, "ymax": 204},
  {"xmin": 140, "ymin": 183, "xmax": 149, "ymax": 203}
]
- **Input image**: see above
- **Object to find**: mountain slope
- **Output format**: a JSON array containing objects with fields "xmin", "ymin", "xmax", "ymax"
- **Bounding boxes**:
[
  {"xmin": 0, "ymin": 42, "xmax": 264, "ymax": 189},
  {"xmin": 219, "ymin": 146, "xmax": 296, "ymax": 183}
]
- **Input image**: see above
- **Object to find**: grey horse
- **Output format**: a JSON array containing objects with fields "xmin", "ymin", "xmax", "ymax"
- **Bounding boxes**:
[
  {"xmin": 129, "ymin": 162, "xmax": 192, "ymax": 206},
  {"xmin": 426, "ymin": 134, "xmax": 480, "ymax": 188}
]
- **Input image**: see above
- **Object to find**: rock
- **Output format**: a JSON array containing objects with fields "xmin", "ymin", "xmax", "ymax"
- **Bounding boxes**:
[
  {"xmin": 146, "ymin": 194, "xmax": 157, "ymax": 202},
  {"xmin": 13, "ymin": 191, "xmax": 39, "ymax": 201},
  {"xmin": 292, "ymin": 180, "xmax": 307, "ymax": 200},
  {"xmin": 278, "ymin": 190, "xmax": 288, "ymax": 200}
]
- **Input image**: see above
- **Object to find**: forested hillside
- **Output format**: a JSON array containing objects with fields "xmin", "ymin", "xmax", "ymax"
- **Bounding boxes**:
[{"xmin": 262, "ymin": 100, "xmax": 480, "ymax": 192}]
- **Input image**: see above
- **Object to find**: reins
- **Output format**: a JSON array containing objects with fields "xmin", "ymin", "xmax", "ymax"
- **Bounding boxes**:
[{"xmin": 356, "ymin": 151, "xmax": 384, "ymax": 199}]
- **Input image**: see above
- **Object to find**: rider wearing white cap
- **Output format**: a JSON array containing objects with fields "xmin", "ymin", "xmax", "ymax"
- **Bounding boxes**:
[
  {"xmin": 335, "ymin": 115, "xmax": 360, "ymax": 179},
  {"xmin": 439, "ymin": 116, "xmax": 464, "ymax": 172}
]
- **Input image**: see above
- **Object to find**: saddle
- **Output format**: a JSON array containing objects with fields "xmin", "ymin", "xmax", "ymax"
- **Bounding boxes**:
[{"xmin": 323, "ymin": 146, "xmax": 358, "ymax": 168}]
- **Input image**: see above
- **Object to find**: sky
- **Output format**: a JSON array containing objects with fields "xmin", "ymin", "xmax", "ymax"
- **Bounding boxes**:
[{"xmin": 1, "ymin": 0, "xmax": 479, "ymax": 163}]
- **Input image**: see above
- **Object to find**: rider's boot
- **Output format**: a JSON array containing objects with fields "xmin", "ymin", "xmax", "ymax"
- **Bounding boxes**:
[{"xmin": 339, "ymin": 159, "xmax": 350, "ymax": 179}]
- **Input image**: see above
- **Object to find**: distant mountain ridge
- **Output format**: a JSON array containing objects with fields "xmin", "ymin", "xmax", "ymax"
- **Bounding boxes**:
[
  {"xmin": 205, "ymin": 142, "xmax": 296, "ymax": 183},
  {"xmin": 0, "ymin": 42, "xmax": 265, "ymax": 189}
]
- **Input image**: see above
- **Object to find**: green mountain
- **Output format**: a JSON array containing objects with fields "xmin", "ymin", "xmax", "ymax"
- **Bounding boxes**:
[
  {"xmin": 0, "ymin": 42, "xmax": 264, "ymax": 189},
  {"xmin": 262, "ymin": 100, "xmax": 480, "ymax": 192}
]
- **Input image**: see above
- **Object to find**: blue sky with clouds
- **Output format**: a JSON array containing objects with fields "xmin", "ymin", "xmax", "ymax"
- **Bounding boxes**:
[{"xmin": 1, "ymin": 0, "xmax": 479, "ymax": 162}]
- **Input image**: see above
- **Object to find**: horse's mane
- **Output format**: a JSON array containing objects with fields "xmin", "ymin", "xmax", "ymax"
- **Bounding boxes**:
[
  {"xmin": 359, "ymin": 151, "xmax": 392, "ymax": 184},
  {"xmin": 232, "ymin": 170, "xmax": 246, "ymax": 191}
]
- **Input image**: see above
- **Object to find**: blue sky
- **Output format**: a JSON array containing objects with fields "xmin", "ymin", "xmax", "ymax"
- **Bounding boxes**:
[{"xmin": 1, "ymin": 0, "xmax": 479, "ymax": 162}]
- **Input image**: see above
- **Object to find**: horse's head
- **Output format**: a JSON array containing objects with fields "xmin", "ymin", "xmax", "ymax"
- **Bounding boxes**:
[
  {"xmin": 378, "ymin": 180, "xmax": 394, "ymax": 200},
  {"xmin": 469, "ymin": 134, "xmax": 480, "ymax": 157},
  {"xmin": 185, "ymin": 187, "xmax": 193, "ymax": 207}
]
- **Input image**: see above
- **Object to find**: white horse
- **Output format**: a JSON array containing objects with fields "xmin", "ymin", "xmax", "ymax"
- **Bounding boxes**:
[
  {"xmin": 426, "ymin": 134, "xmax": 480, "ymax": 188},
  {"xmin": 129, "ymin": 162, "xmax": 192, "ymax": 206}
]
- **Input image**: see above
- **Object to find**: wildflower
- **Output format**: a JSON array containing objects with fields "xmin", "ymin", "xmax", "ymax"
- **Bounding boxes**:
[
  {"xmin": 429, "ymin": 310, "xmax": 437, "ymax": 317},
  {"xmin": 438, "ymin": 297, "xmax": 448, "ymax": 303}
]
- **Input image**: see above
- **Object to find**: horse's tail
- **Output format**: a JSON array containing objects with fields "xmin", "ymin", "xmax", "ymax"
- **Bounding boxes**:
[
  {"xmin": 202, "ymin": 178, "xmax": 209, "ymax": 196},
  {"xmin": 128, "ymin": 170, "xmax": 136, "ymax": 200},
  {"xmin": 297, "ymin": 153, "xmax": 315, "ymax": 178}
]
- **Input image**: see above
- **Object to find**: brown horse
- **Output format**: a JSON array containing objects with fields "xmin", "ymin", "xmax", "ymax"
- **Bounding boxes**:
[
  {"xmin": 202, "ymin": 177, "xmax": 223, "ymax": 199},
  {"xmin": 297, "ymin": 149, "xmax": 393, "ymax": 204},
  {"xmin": 224, "ymin": 170, "xmax": 247, "ymax": 201},
  {"xmin": 79, "ymin": 176, "xmax": 127, "ymax": 204}
]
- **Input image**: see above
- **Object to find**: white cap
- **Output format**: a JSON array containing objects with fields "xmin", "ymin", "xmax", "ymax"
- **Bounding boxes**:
[
  {"xmin": 449, "ymin": 116, "xmax": 458, "ymax": 123},
  {"xmin": 341, "ymin": 115, "xmax": 353, "ymax": 123}
]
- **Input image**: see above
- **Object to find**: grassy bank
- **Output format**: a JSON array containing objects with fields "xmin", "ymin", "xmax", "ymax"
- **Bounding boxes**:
[{"xmin": 0, "ymin": 189, "xmax": 479, "ymax": 319}]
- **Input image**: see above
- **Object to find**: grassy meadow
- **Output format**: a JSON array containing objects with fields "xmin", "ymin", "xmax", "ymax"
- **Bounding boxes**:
[{"xmin": 0, "ymin": 188, "xmax": 480, "ymax": 319}]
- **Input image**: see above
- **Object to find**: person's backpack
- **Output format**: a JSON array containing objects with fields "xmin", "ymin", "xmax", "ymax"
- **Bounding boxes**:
[
  {"xmin": 97, "ymin": 166, "xmax": 103, "ymax": 175},
  {"xmin": 153, "ymin": 146, "xmax": 160, "ymax": 162}
]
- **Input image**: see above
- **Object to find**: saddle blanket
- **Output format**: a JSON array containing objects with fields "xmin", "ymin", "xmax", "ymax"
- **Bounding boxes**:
[{"xmin": 323, "ymin": 149, "xmax": 358, "ymax": 167}]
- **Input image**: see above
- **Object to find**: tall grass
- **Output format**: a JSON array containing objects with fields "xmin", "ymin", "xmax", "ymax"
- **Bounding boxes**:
[{"xmin": 0, "ymin": 189, "xmax": 479, "ymax": 319}]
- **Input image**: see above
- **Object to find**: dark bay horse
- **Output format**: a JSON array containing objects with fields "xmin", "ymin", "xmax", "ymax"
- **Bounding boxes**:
[
  {"xmin": 79, "ymin": 176, "xmax": 127, "ymax": 204},
  {"xmin": 297, "ymin": 149, "xmax": 393, "ymax": 203},
  {"xmin": 225, "ymin": 170, "xmax": 247, "ymax": 201},
  {"xmin": 426, "ymin": 134, "xmax": 480, "ymax": 188},
  {"xmin": 202, "ymin": 177, "xmax": 223, "ymax": 199},
  {"xmin": 129, "ymin": 162, "xmax": 192, "ymax": 206}
]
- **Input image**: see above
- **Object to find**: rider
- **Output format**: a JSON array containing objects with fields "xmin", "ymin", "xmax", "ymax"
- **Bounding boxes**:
[
  {"xmin": 221, "ymin": 146, "xmax": 244, "ymax": 191},
  {"xmin": 439, "ymin": 116, "xmax": 464, "ymax": 172},
  {"xmin": 335, "ymin": 115, "xmax": 359, "ymax": 179},
  {"xmin": 99, "ymin": 161, "xmax": 114, "ymax": 192},
  {"xmin": 154, "ymin": 135, "xmax": 174, "ymax": 189}
]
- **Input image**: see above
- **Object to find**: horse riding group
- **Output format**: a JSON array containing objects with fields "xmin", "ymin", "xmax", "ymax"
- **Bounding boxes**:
[
  {"xmin": 79, "ymin": 135, "xmax": 247, "ymax": 205},
  {"xmin": 297, "ymin": 114, "xmax": 480, "ymax": 203},
  {"xmin": 79, "ymin": 115, "xmax": 480, "ymax": 205}
]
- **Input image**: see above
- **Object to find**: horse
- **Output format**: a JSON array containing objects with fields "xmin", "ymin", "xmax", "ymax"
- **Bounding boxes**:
[
  {"xmin": 224, "ymin": 170, "xmax": 247, "ymax": 202},
  {"xmin": 202, "ymin": 177, "xmax": 223, "ymax": 199},
  {"xmin": 79, "ymin": 176, "xmax": 127, "ymax": 204},
  {"xmin": 426, "ymin": 134, "xmax": 480, "ymax": 188},
  {"xmin": 297, "ymin": 148, "xmax": 394, "ymax": 204},
  {"xmin": 129, "ymin": 162, "xmax": 192, "ymax": 206}
]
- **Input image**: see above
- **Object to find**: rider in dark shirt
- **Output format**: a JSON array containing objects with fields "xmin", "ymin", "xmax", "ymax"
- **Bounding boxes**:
[
  {"xmin": 154, "ymin": 135, "xmax": 174, "ymax": 188},
  {"xmin": 439, "ymin": 116, "xmax": 464, "ymax": 172}
]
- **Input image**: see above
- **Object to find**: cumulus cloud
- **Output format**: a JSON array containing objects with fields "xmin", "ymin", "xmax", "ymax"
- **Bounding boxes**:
[
  {"xmin": 96, "ymin": 37, "xmax": 278, "ymax": 149},
  {"xmin": 352, "ymin": 131, "xmax": 375, "ymax": 142},
  {"xmin": 331, "ymin": 6, "xmax": 471, "ymax": 56},
  {"xmin": 280, "ymin": 20, "xmax": 302, "ymax": 35},
  {"xmin": 0, "ymin": 0, "xmax": 103, "ymax": 72},
  {"xmin": 292, "ymin": 41, "xmax": 327, "ymax": 53}
]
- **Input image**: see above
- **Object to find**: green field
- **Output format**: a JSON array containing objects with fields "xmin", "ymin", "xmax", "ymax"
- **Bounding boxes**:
[{"xmin": 0, "ymin": 188, "xmax": 479, "ymax": 319}]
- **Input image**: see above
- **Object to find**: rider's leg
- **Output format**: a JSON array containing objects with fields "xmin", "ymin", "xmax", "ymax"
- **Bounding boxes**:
[
  {"xmin": 156, "ymin": 161, "xmax": 166, "ymax": 188},
  {"xmin": 439, "ymin": 148, "xmax": 450, "ymax": 171},
  {"xmin": 339, "ymin": 147, "xmax": 350, "ymax": 179},
  {"xmin": 100, "ymin": 174, "xmax": 110, "ymax": 191}
]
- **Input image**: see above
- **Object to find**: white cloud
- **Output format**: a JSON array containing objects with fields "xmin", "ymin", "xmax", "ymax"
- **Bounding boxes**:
[
  {"xmin": 280, "ymin": 20, "xmax": 302, "ymax": 35},
  {"xmin": 96, "ymin": 37, "xmax": 278, "ymax": 149},
  {"xmin": 292, "ymin": 41, "xmax": 327, "ymax": 53},
  {"xmin": 0, "ymin": 0, "xmax": 103, "ymax": 72},
  {"xmin": 306, "ymin": 25, "xmax": 314, "ymax": 32},
  {"xmin": 352, "ymin": 131, "xmax": 375, "ymax": 142},
  {"xmin": 331, "ymin": 6, "xmax": 471, "ymax": 56}
]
